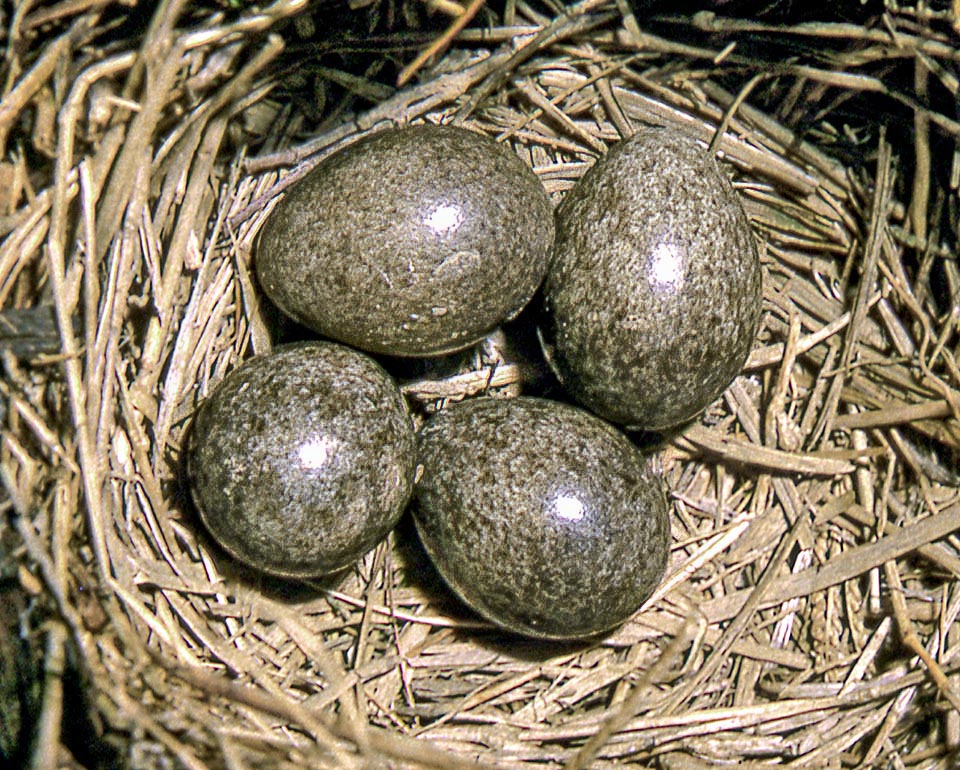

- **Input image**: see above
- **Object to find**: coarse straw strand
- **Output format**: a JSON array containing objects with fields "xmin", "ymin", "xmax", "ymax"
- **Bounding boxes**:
[{"xmin": 1, "ymin": 2, "xmax": 959, "ymax": 769}]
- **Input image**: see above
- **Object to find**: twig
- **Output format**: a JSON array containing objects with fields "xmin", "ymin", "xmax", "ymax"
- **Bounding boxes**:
[
  {"xmin": 708, "ymin": 72, "xmax": 764, "ymax": 155},
  {"xmin": 834, "ymin": 399, "xmax": 955, "ymax": 430},
  {"xmin": 704, "ymin": 501, "xmax": 960, "ymax": 624},
  {"xmin": 0, "ymin": 17, "xmax": 93, "ymax": 153},
  {"xmin": 23, "ymin": 0, "xmax": 115, "ymax": 29},
  {"xmin": 95, "ymin": 4, "xmax": 189, "ymax": 258},
  {"xmin": 564, "ymin": 610, "xmax": 704, "ymax": 770},
  {"xmin": 686, "ymin": 11, "xmax": 960, "ymax": 61},
  {"xmin": 322, "ymin": 588, "xmax": 492, "ymax": 629},
  {"xmin": 677, "ymin": 423, "xmax": 856, "ymax": 476},
  {"xmin": 588, "ymin": 62, "xmax": 633, "ymax": 139},
  {"xmin": 515, "ymin": 77, "xmax": 607, "ymax": 153},
  {"xmin": 910, "ymin": 58, "xmax": 931, "ymax": 249},
  {"xmin": 456, "ymin": 0, "xmax": 616, "ymax": 120},
  {"xmin": 884, "ymin": 561, "xmax": 960, "ymax": 712},
  {"xmin": 812, "ymin": 136, "xmax": 893, "ymax": 447},
  {"xmin": 745, "ymin": 308, "xmax": 855, "ymax": 370},
  {"xmin": 157, "ymin": 655, "xmax": 511, "ymax": 770},
  {"xmin": 46, "ymin": 46, "xmax": 119, "ymax": 585},
  {"xmin": 238, "ymin": 40, "xmax": 522, "ymax": 181},
  {"xmin": 28, "ymin": 622, "xmax": 68, "ymax": 770},
  {"xmin": 397, "ymin": 0, "xmax": 487, "ymax": 87},
  {"xmin": 662, "ymin": 517, "xmax": 805, "ymax": 714}
]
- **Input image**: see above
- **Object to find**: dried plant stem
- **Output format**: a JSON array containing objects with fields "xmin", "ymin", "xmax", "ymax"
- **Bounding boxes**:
[
  {"xmin": 4, "ymin": 2, "xmax": 960, "ymax": 766},
  {"xmin": 28, "ymin": 622, "xmax": 67, "ymax": 770},
  {"xmin": 705, "ymin": 503, "xmax": 960, "ymax": 624},
  {"xmin": 158, "ymin": 655, "xmax": 510, "ymax": 770},
  {"xmin": 565, "ymin": 611, "xmax": 704, "ymax": 770},
  {"xmin": 884, "ymin": 561, "xmax": 960, "ymax": 712},
  {"xmin": 397, "ymin": 0, "xmax": 487, "ymax": 86}
]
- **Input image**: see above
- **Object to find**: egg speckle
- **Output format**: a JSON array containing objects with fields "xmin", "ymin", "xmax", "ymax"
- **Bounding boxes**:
[
  {"xmin": 542, "ymin": 127, "xmax": 762, "ymax": 431},
  {"xmin": 256, "ymin": 124, "xmax": 554, "ymax": 357},
  {"xmin": 413, "ymin": 397, "xmax": 670, "ymax": 640},
  {"xmin": 186, "ymin": 342, "xmax": 416, "ymax": 578}
]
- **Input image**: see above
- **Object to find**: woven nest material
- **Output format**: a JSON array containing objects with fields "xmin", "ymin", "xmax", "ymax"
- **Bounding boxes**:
[{"xmin": 2, "ymin": 2, "xmax": 960, "ymax": 769}]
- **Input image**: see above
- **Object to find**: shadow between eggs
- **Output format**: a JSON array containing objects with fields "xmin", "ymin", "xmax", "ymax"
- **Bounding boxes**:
[{"xmin": 170, "ymin": 285, "xmax": 677, "ymax": 648}]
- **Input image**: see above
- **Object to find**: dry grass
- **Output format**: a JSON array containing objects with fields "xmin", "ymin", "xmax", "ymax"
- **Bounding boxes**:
[{"xmin": 1, "ymin": 1, "xmax": 959, "ymax": 768}]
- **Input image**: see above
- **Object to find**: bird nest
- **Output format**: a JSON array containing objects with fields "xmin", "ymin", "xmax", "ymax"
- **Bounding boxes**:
[{"xmin": 2, "ymin": 2, "xmax": 960, "ymax": 769}]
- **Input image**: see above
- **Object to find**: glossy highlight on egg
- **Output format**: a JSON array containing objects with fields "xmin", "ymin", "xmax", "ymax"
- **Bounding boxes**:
[
  {"xmin": 542, "ymin": 127, "xmax": 762, "ymax": 431},
  {"xmin": 255, "ymin": 123, "xmax": 554, "ymax": 357},
  {"xmin": 413, "ymin": 397, "xmax": 670, "ymax": 640},
  {"xmin": 185, "ymin": 342, "xmax": 417, "ymax": 578}
]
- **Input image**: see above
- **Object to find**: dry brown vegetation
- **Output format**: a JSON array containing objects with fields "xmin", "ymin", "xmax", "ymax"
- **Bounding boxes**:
[{"xmin": 1, "ymin": 1, "xmax": 959, "ymax": 768}]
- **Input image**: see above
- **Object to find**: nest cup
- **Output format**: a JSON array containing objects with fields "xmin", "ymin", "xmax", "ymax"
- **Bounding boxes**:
[{"xmin": 2, "ymin": 3, "xmax": 960, "ymax": 769}]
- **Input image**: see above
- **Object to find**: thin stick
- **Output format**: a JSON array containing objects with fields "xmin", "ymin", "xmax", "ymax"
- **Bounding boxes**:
[
  {"xmin": 709, "ymin": 72, "xmax": 764, "ymax": 155},
  {"xmin": 28, "ymin": 622, "xmax": 68, "ymax": 770},
  {"xmin": 24, "ymin": 0, "xmax": 115, "ymax": 29},
  {"xmin": 157, "ymin": 655, "xmax": 510, "ymax": 770},
  {"xmin": 397, "ymin": 0, "xmax": 487, "ymax": 87},
  {"xmin": 704, "ymin": 502, "xmax": 960, "ymax": 624},
  {"xmin": 678, "ymin": 424, "xmax": 855, "ymax": 476},
  {"xmin": 834, "ymin": 399, "xmax": 955, "ymax": 430},
  {"xmin": 910, "ymin": 58, "xmax": 931, "ymax": 248},
  {"xmin": 564, "ymin": 611, "xmax": 703, "ymax": 770},
  {"xmin": 0, "ymin": 20, "xmax": 83, "ymax": 153},
  {"xmin": 884, "ymin": 561, "xmax": 960, "ymax": 712},
  {"xmin": 663, "ymin": 517, "xmax": 806, "ymax": 715}
]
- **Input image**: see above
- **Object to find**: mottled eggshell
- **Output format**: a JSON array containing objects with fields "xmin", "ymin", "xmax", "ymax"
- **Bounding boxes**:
[
  {"xmin": 413, "ymin": 397, "xmax": 670, "ymax": 640},
  {"xmin": 542, "ymin": 127, "xmax": 762, "ymax": 431},
  {"xmin": 186, "ymin": 342, "xmax": 416, "ymax": 578},
  {"xmin": 256, "ymin": 124, "xmax": 554, "ymax": 357}
]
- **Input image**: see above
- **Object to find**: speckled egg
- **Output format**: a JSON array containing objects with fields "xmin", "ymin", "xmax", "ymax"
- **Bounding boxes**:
[
  {"xmin": 413, "ymin": 397, "xmax": 670, "ymax": 640},
  {"xmin": 185, "ymin": 342, "xmax": 416, "ymax": 578},
  {"xmin": 541, "ymin": 127, "xmax": 762, "ymax": 431},
  {"xmin": 256, "ymin": 124, "xmax": 554, "ymax": 357}
]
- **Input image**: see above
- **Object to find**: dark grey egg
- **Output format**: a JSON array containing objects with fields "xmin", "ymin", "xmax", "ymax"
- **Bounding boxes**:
[
  {"xmin": 413, "ymin": 396, "xmax": 670, "ymax": 640},
  {"xmin": 186, "ymin": 342, "xmax": 416, "ymax": 578},
  {"xmin": 256, "ymin": 124, "xmax": 554, "ymax": 357},
  {"xmin": 541, "ymin": 127, "xmax": 762, "ymax": 431}
]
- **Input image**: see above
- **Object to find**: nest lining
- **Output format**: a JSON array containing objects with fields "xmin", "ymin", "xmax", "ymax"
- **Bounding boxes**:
[{"xmin": 1, "ymin": 1, "xmax": 960, "ymax": 769}]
